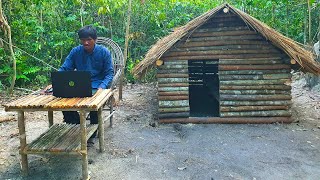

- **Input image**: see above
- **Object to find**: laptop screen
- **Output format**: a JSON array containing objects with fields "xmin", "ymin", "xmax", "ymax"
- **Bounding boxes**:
[{"xmin": 51, "ymin": 71, "xmax": 92, "ymax": 98}]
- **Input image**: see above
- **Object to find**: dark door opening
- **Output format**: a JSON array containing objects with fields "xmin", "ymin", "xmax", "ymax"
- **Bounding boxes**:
[{"xmin": 188, "ymin": 60, "xmax": 219, "ymax": 117}]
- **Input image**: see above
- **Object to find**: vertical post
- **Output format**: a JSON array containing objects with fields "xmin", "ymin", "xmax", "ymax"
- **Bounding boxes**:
[
  {"xmin": 48, "ymin": 111, "xmax": 53, "ymax": 127},
  {"xmin": 17, "ymin": 111, "xmax": 28, "ymax": 175},
  {"xmin": 119, "ymin": 0, "xmax": 132, "ymax": 100},
  {"xmin": 110, "ymin": 96, "xmax": 114, "ymax": 127},
  {"xmin": 98, "ymin": 108, "xmax": 104, "ymax": 152},
  {"xmin": 79, "ymin": 110, "xmax": 88, "ymax": 180}
]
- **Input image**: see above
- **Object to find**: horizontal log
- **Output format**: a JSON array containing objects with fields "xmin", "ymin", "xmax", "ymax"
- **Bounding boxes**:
[
  {"xmin": 195, "ymin": 26, "xmax": 249, "ymax": 33},
  {"xmin": 220, "ymin": 94, "xmax": 291, "ymax": 101},
  {"xmin": 219, "ymin": 69, "xmax": 290, "ymax": 75},
  {"xmin": 159, "ymin": 117, "xmax": 293, "ymax": 124},
  {"xmin": 158, "ymin": 91, "xmax": 189, "ymax": 96},
  {"xmin": 163, "ymin": 60, "xmax": 188, "ymax": 65},
  {"xmin": 219, "ymin": 74, "xmax": 291, "ymax": 80},
  {"xmin": 162, "ymin": 54, "xmax": 285, "ymax": 60},
  {"xmin": 158, "ymin": 69, "xmax": 188, "ymax": 74},
  {"xmin": 220, "ymin": 79, "xmax": 290, "ymax": 85},
  {"xmin": 219, "ymin": 59, "xmax": 283, "ymax": 65},
  {"xmin": 158, "ymin": 112, "xmax": 190, "ymax": 118},
  {"xmin": 219, "ymin": 64, "xmax": 291, "ymax": 71},
  {"xmin": 158, "ymin": 78, "xmax": 188, "ymax": 83},
  {"xmin": 159, "ymin": 100, "xmax": 189, "ymax": 107},
  {"xmin": 176, "ymin": 40, "xmax": 270, "ymax": 48},
  {"xmin": 158, "ymin": 87, "xmax": 189, "ymax": 92},
  {"xmin": 220, "ymin": 100, "xmax": 292, "ymax": 106},
  {"xmin": 157, "ymin": 74, "xmax": 189, "ymax": 78},
  {"xmin": 202, "ymin": 22, "xmax": 246, "ymax": 28},
  {"xmin": 208, "ymin": 16, "xmax": 242, "ymax": 23},
  {"xmin": 173, "ymin": 44, "xmax": 276, "ymax": 52},
  {"xmin": 181, "ymin": 35, "xmax": 263, "ymax": 42},
  {"xmin": 190, "ymin": 30, "xmax": 257, "ymax": 37},
  {"xmin": 159, "ymin": 107, "xmax": 190, "ymax": 113},
  {"xmin": 219, "ymin": 89, "xmax": 290, "ymax": 95},
  {"xmin": 165, "ymin": 49, "xmax": 280, "ymax": 57},
  {"xmin": 220, "ymin": 110, "xmax": 291, "ymax": 117},
  {"xmin": 158, "ymin": 83, "xmax": 189, "ymax": 87},
  {"xmin": 220, "ymin": 106, "xmax": 289, "ymax": 112},
  {"xmin": 159, "ymin": 96, "xmax": 189, "ymax": 101},
  {"xmin": 159, "ymin": 64, "xmax": 188, "ymax": 69},
  {"xmin": 219, "ymin": 85, "xmax": 290, "ymax": 90}
]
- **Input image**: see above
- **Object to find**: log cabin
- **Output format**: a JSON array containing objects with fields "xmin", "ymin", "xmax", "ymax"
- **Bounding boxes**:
[{"xmin": 132, "ymin": 4, "xmax": 320, "ymax": 124}]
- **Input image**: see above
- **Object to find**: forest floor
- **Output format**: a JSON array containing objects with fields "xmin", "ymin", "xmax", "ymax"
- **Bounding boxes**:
[{"xmin": 0, "ymin": 73, "xmax": 320, "ymax": 180}]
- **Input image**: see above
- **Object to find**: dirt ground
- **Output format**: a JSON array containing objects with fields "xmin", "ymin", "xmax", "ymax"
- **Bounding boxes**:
[{"xmin": 0, "ymin": 73, "xmax": 320, "ymax": 180}]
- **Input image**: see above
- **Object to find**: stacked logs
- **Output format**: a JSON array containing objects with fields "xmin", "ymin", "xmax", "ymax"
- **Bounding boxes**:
[
  {"xmin": 157, "ymin": 60, "xmax": 190, "ymax": 119},
  {"xmin": 219, "ymin": 58, "xmax": 292, "ymax": 117}
]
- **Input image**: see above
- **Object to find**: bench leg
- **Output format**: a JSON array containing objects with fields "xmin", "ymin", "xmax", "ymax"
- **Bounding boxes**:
[
  {"xmin": 98, "ymin": 108, "xmax": 104, "ymax": 152},
  {"xmin": 79, "ymin": 110, "xmax": 89, "ymax": 180},
  {"xmin": 109, "ymin": 96, "xmax": 114, "ymax": 127},
  {"xmin": 48, "ymin": 111, "xmax": 53, "ymax": 127},
  {"xmin": 17, "ymin": 111, "xmax": 28, "ymax": 176}
]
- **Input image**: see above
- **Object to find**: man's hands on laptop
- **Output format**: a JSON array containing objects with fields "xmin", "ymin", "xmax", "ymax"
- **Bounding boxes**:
[{"xmin": 42, "ymin": 84, "xmax": 53, "ymax": 95}]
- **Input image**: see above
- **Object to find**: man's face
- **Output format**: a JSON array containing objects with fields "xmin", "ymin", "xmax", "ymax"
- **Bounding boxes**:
[{"xmin": 80, "ymin": 37, "xmax": 96, "ymax": 53}]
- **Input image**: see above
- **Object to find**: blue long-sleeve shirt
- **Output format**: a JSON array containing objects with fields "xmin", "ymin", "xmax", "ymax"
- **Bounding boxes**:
[{"xmin": 59, "ymin": 44, "xmax": 114, "ymax": 89}]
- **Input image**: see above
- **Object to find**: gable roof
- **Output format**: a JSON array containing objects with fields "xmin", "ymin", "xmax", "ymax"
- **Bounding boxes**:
[{"xmin": 132, "ymin": 3, "xmax": 320, "ymax": 78}]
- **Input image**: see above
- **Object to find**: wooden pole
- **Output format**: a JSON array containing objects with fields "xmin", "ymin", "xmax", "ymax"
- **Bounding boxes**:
[
  {"xmin": 159, "ymin": 117, "xmax": 293, "ymax": 124},
  {"xmin": 98, "ymin": 107, "xmax": 104, "ymax": 152},
  {"xmin": 17, "ymin": 111, "xmax": 28, "ymax": 175},
  {"xmin": 119, "ymin": 0, "xmax": 132, "ymax": 100},
  {"xmin": 48, "ymin": 111, "xmax": 53, "ymax": 127},
  {"xmin": 79, "ymin": 110, "xmax": 88, "ymax": 180}
]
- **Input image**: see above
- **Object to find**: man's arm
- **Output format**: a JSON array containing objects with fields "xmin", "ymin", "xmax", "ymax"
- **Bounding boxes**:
[
  {"xmin": 99, "ymin": 50, "xmax": 114, "ymax": 89},
  {"xmin": 59, "ymin": 48, "xmax": 77, "ymax": 71}
]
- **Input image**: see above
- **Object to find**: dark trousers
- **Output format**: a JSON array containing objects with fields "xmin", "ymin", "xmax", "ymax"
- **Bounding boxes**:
[{"xmin": 62, "ymin": 111, "xmax": 98, "ymax": 138}]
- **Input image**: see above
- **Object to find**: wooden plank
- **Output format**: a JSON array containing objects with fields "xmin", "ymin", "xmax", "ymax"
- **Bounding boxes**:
[
  {"xmin": 162, "ymin": 54, "xmax": 285, "ymax": 60},
  {"xmin": 165, "ymin": 49, "xmax": 280, "ymax": 57},
  {"xmin": 172, "ymin": 44, "xmax": 276, "ymax": 52},
  {"xmin": 158, "ymin": 112, "xmax": 190, "ymax": 118},
  {"xmin": 190, "ymin": 30, "xmax": 257, "ymax": 37},
  {"xmin": 159, "ymin": 117, "xmax": 293, "ymax": 124},
  {"xmin": 220, "ymin": 94, "xmax": 291, "ymax": 101},
  {"xmin": 219, "ymin": 59, "xmax": 283, "ymax": 65},
  {"xmin": 219, "ymin": 64, "xmax": 291, "ymax": 71},
  {"xmin": 159, "ymin": 107, "xmax": 190, "ymax": 113},
  {"xmin": 158, "ymin": 78, "xmax": 188, "ymax": 83},
  {"xmin": 195, "ymin": 26, "xmax": 249, "ymax": 33},
  {"xmin": 158, "ymin": 69, "xmax": 189, "ymax": 74},
  {"xmin": 219, "ymin": 74, "xmax": 291, "ymax": 80},
  {"xmin": 159, "ymin": 64, "xmax": 188, "ymax": 69},
  {"xmin": 157, "ymin": 74, "xmax": 189, "ymax": 78},
  {"xmin": 159, "ymin": 100, "xmax": 189, "ymax": 108},
  {"xmin": 219, "ymin": 69, "xmax": 290, "ymax": 75},
  {"xmin": 158, "ymin": 91, "xmax": 189, "ymax": 96},
  {"xmin": 158, "ymin": 83, "xmax": 189, "ymax": 87},
  {"xmin": 163, "ymin": 60, "xmax": 188, "ymax": 65},
  {"xmin": 220, "ymin": 106, "xmax": 289, "ymax": 112},
  {"xmin": 176, "ymin": 40, "xmax": 270, "ymax": 48},
  {"xmin": 220, "ymin": 85, "xmax": 291, "ymax": 90},
  {"xmin": 181, "ymin": 34, "xmax": 263, "ymax": 42},
  {"xmin": 220, "ymin": 89, "xmax": 290, "ymax": 95},
  {"xmin": 158, "ymin": 87, "xmax": 189, "ymax": 92},
  {"xmin": 159, "ymin": 96, "xmax": 189, "ymax": 101},
  {"xmin": 220, "ymin": 100, "xmax": 292, "ymax": 106},
  {"xmin": 220, "ymin": 110, "xmax": 291, "ymax": 117},
  {"xmin": 220, "ymin": 79, "xmax": 290, "ymax": 85}
]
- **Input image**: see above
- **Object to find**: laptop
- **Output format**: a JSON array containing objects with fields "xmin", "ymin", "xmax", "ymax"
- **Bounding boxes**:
[{"xmin": 51, "ymin": 71, "xmax": 92, "ymax": 98}]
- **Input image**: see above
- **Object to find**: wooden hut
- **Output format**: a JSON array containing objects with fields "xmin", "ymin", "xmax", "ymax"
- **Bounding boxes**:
[{"xmin": 133, "ymin": 4, "xmax": 320, "ymax": 124}]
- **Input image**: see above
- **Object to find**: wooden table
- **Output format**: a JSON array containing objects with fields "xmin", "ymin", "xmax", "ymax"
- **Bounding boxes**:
[{"xmin": 3, "ymin": 89, "xmax": 115, "ymax": 180}]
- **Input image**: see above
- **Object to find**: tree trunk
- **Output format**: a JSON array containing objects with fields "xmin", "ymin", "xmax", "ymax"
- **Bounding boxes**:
[
  {"xmin": 0, "ymin": 0, "xmax": 16, "ymax": 94},
  {"xmin": 307, "ymin": 0, "xmax": 312, "ymax": 44},
  {"xmin": 119, "ymin": 0, "xmax": 131, "ymax": 100}
]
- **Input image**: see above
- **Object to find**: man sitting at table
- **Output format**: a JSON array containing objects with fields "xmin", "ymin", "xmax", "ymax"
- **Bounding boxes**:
[{"xmin": 57, "ymin": 25, "xmax": 114, "ymax": 144}]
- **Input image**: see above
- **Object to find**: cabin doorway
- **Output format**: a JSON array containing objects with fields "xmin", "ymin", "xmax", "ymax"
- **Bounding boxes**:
[{"xmin": 188, "ymin": 60, "xmax": 219, "ymax": 117}]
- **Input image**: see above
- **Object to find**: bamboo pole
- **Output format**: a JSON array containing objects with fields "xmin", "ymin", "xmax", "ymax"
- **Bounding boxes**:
[
  {"xmin": 220, "ymin": 89, "xmax": 290, "ymax": 95},
  {"xmin": 97, "ymin": 108, "xmax": 104, "ymax": 152},
  {"xmin": 158, "ymin": 83, "xmax": 189, "ymax": 87},
  {"xmin": 220, "ymin": 100, "xmax": 292, "ymax": 106},
  {"xmin": 219, "ymin": 69, "xmax": 290, "ymax": 75},
  {"xmin": 158, "ymin": 78, "xmax": 188, "ymax": 83},
  {"xmin": 219, "ymin": 59, "xmax": 283, "ymax": 65},
  {"xmin": 159, "ymin": 107, "xmax": 190, "ymax": 113},
  {"xmin": 191, "ymin": 30, "xmax": 257, "ymax": 37},
  {"xmin": 220, "ymin": 110, "xmax": 291, "ymax": 117},
  {"xmin": 219, "ymin": 64, "xmax": 291, "ymax": 71},
  {"xmin": 158, "ymin": 87, "xmax": 189, "ymax": 92},
  {"xmin": 219, "ymin": 74, "xmax": 291, "ymax": 80},
  {"xmin": 162, "ymin": 54, "xmax": 284, "ymax": 60},
  {"xmin": 174, "ymin": 44, "xmax": 276, "ymax": 52},
  {"xmin": 158, "ymin": 112, "xmax": 189, "ymax": 118},
  {"xmin": 158, "ymin": 91, "xmax": 189, "ymax": 96},
  {"xmin": 159, "ymin": 100, "xmax": 189, "ymax": 108},
  {"xmin": 158, "ymin": 96, "xmax": 189, "ymax": 101},
  {"xmin": 165, "ymin": 49, "xmax": 280, "ymax": 57},
  {"xmin": 220, "ymin": 106, "xmax": 288, "ymax": 112},
  {"xmin": 48, "ymin": 111, "xmax": 53, "ymax": 127},
  {"xmin": 159, "ymin": 117, "xmax": 292, "ymax": 124},
  {"xmin": 79, "ymin": 110, "xmax": 88, "ymax": 180},
  {"xmin": 17, "ymin": 111, "xmax": 28, "ymax": 175},
  {"xmin": 220, "ymin": 85, "xmax": 291, "ymax": 90},
  {"xmin": 156, "ymin": 74, "xmax": 189, "ymax": 78},
  {"xmin": 220, "ymin": 94, "xmax": 291, "ymax": 101}
]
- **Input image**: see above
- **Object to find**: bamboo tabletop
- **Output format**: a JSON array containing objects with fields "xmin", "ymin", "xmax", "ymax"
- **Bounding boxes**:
[{"xmin": 4, "ymin": 89, "xmax": 113, "ymax": 111}]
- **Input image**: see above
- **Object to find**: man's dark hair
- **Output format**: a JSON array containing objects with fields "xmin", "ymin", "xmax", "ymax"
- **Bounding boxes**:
[{"xmin": 78, "ymin": 25, "xmax": 97, "ymax": 39}]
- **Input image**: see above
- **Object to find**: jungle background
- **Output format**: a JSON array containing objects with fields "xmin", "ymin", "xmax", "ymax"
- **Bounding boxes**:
[{"xmin": 0, "ymin": 0, "xmax": 319, "ymax": 91}]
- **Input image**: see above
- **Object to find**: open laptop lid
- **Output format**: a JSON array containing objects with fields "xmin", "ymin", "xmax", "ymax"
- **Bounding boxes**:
[{"xmin": 51, "ymin": 71, "xmax": 92, "ymax": 98}]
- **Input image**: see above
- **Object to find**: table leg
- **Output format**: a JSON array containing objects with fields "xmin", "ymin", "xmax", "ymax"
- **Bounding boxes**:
[
  {"xmin": 98, "ymin": 108, "xmax": 104, "ymax": 152},
  {"xmin": 79, "ymin": 110, "xmax": 89, "ymax": 180},
  {"xmin": 109, "ymin": 96, "xmax": 114, "ymax": 128},
  {"xmin": 17, "ymin": 111, "xmax": 28, "ymax": 176},
  {"xmin": 48, "ymin": 111, "xmax": 53, "ymax": 127}
]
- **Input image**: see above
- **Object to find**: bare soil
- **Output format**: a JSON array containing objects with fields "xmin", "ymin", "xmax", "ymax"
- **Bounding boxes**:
[{"xmin": 0, "ymin": 73, "xmax": 320, "ymax": 180}]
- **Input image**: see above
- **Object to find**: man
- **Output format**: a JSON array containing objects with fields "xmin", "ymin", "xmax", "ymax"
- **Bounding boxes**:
[{"xmin": 59, "ymin": 25, "xmax": 114, "ymax": 142}]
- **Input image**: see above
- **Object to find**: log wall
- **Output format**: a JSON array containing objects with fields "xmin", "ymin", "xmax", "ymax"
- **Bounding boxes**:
[
  {"xmin": 157, "ymin": 60, "xmax": 190, "ymax": 119},
  {"xmin": 157, "ymin": 10, "xmax": 292, "ymax": 121}
]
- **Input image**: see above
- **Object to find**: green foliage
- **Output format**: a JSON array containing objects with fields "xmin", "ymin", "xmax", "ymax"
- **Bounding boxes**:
[{"xmin": 0, "ymin": 0, "xmax": 319, "ymax": 88}]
